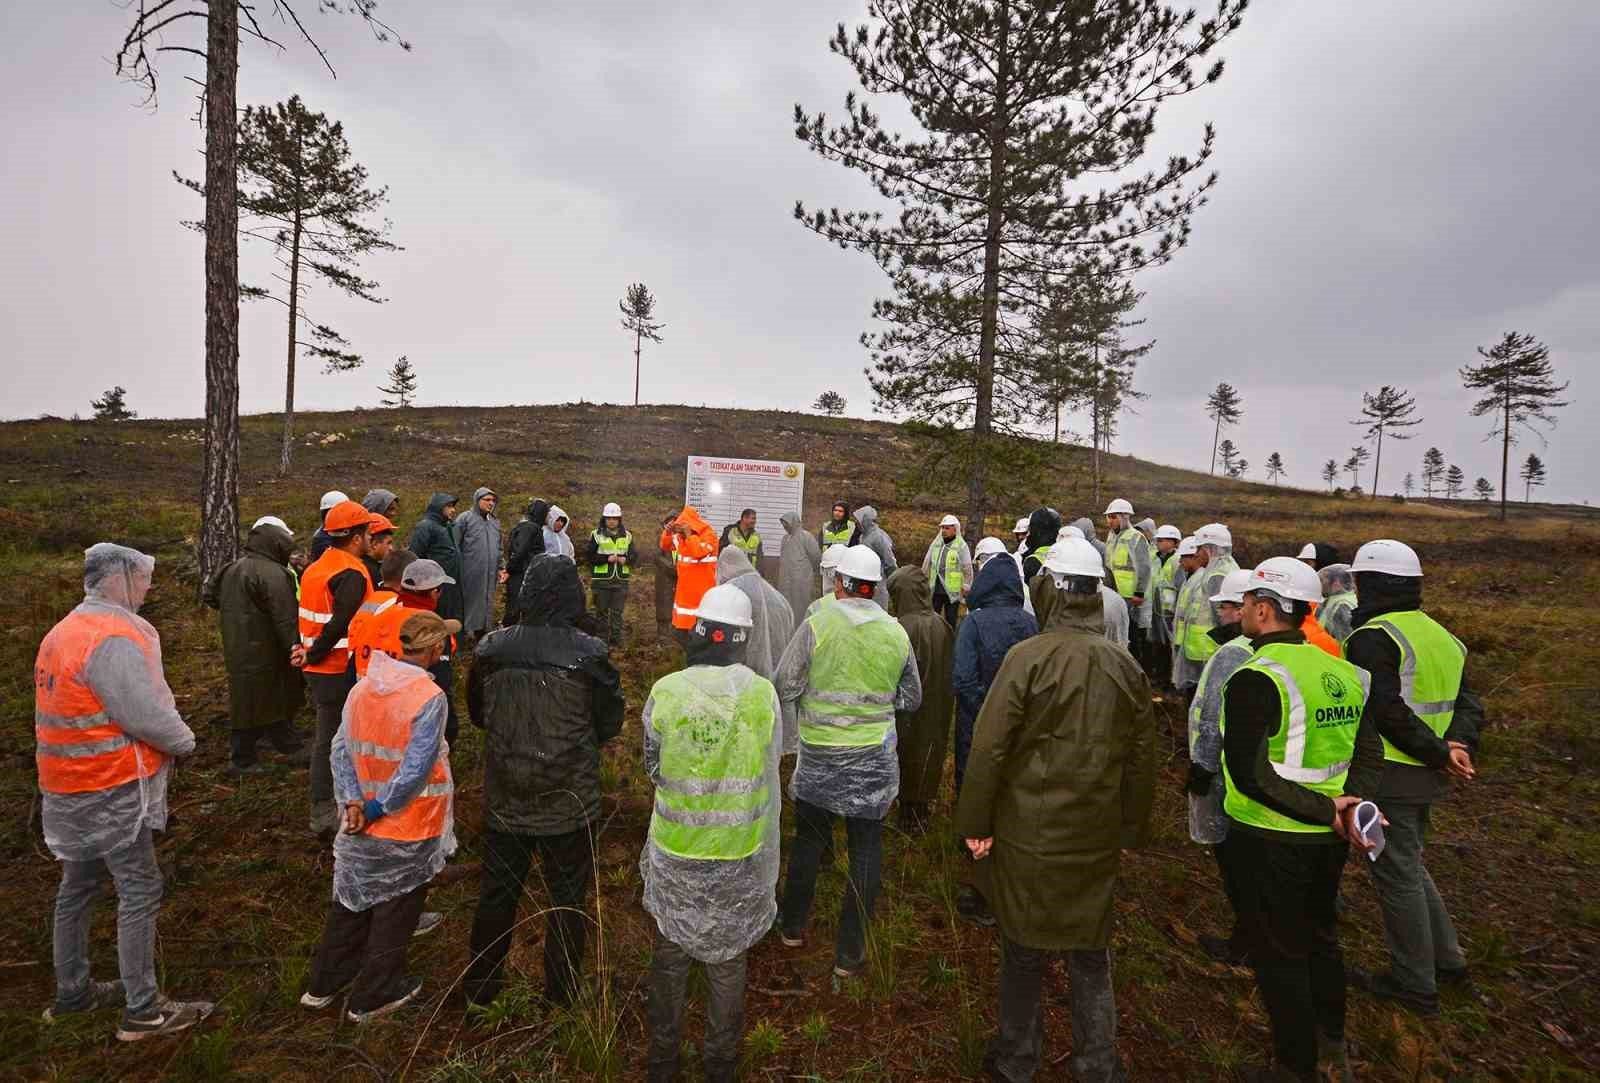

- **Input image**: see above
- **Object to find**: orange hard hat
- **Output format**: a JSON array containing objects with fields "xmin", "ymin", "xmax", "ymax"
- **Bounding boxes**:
[
  {"xmin": 368, "ymin": 514, "xmax": 396, "ymax": 536},
  {"xmin": 324, "ymin": 500, "xmax": 376, "ymax": 533}
]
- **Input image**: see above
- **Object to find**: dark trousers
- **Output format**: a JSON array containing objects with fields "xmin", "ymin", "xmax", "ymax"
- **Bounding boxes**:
[
  {"xmin": 592, "ymin": 583, "xmax": 629, "ymax": 646},
  {"xmin": 1230, "ymin": 831, "xmax": 1348, "ymax": 1078},
  {"xmin": 780, "ymin": 799, "xmax": 883, "ymax": 970},
  {"xmin": 645, "ymin": 930, "xmax": 746, "ymax": 1083},
  {"xmin": 987, "ymin": 940, "xmax": 1121, "ymax": 1083},
  {"xmin": 307, "ymin": 882, "xmax": 428, "ymax": 1013},
  {"xmin": 932, "ymin": 590, "xmax": 961, "ymax": 630},
  {"xmin": 1127, "ymin": 620, "xmax": 1150, "ymax": 674},
  {"xmin": 306, "ymin": 671, "xmax": 354, "ymax": 835},
  {"xmin": 229, "ymin": 719, "xmax": 302, "ymax": 768},
  {"xmin": 1213, "ymin": 832, "xmax": 1254, "ymax": 949},
  {"xmin": 465, "ymin": 828, "xmax": 594, "ymax": 1006}
]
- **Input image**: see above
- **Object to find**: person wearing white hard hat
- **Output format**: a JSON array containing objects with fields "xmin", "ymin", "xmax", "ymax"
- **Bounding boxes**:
[
  {"xmin": 639, "ymin": 582, "xmax": 782, "ymax": 1083},
  {"xmin": 1296, "ymin": 542, "xmax": 1341, "ymax": 571},
  {"xmin": 808, "ymin": 544, "xmax": 850, "ymax": 619},
  {"xmin": 972, "ymin": 536, "xmax": 1009, "ymax": 570},
  {"xmin": 583, "ymin": 502, "xmax": 638, "ymax": 647},
  {"xmin": 1011, "ymin": 516, "xmax": 1031, "ymax": 555},
  {"xmin": 1341, "ymin": 540, "xmax": 1481, "ymax": 1017},
  {"xmin": 203, "ymin": 516, "xmax": 309, "ymax": 775},
  {"xmin": 775, "ymin": 544, "xmax": 921, "ymax": 979},
  {"xmin": 1180, "ymin": 566, "xmax": 1255, "ymax": 965},
  {"xmin": 1171, "ymin": 524, "xmax": 1239, "ymax": 702},
  {"xmin": 310, "ymin": 489, "xmax": 351, "ymax": 563},
  {"xmin": 1148, "ymin": 525, "xmax": 1184, "ymax": 687},
  {"xmin": 921, "ymin": 514, "xmax": 974, "ymax": 631},
  {"xmin": 1219, "ymin": 557, "xmax": 1384, "ymax": 1083},
  {"xmin": 955, "ymin": 534, "xmax": 1155, "ymax": 1082},
  {"xmin": 1103, "ymin": 499, "xmax": 1154, "ymax": 673}
]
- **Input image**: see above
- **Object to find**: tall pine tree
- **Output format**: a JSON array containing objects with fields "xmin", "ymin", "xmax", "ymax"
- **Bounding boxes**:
[
  {"xmin": 1205, "ymin": 382, "xmax": 1243, "ymax": 474},
  {"xmin": 1460, "ymin": 331, "xmax": 1569, "ymax": 520},
  {"xmin": 1421, "ymin": 446, "xmax": 1446, "ymax": 498},
  {"xmin": 379, "ymin": 356, "xmax": 418, "ymax": 408},
  {"xmin": 1352, "ymin": 384, "xmax": 1421, "ymax": 497},
  {"xmin": 1265, "ymin": 451, "xmax": 1285, "ymax": 484},
  {"xmin": 1520, "ymin": 453, "xmax": 1546, "ymax": 501},
  {"xmin": 619, "ymin": 283, "xmax": 665, "ymax": 407},
  {"xmin": 794, "ymin": 0, "xmax": 1245, "ymax": 531}
]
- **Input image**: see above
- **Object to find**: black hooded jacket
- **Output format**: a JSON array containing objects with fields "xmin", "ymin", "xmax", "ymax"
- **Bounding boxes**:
[
  {"xmin": 468, "ymin": 555, "xmax": 625, "ymax": 835},
  {"xmin": 408, "ymin": 493, "xmax": 464, "ymax": 620},
  {"xmin": 1021, "ymin": 507, "xmax": 1062, "ymax": 581},
  {"xmin": 507, "ymin": 498, "xmax": 549, "ymax": 585}
]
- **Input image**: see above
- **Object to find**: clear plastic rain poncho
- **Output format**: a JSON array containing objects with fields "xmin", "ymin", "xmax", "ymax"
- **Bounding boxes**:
[
  {"xmin": 773, "ymin": 596, "xmax": 922, "ymax": 819},
  {"xmin": 543, "ymin": 504, "xmax": 575, "ymax": 561},
  {"xmin": 776, "ymin": 511, "xmax": 821, "ymax": 624},
  {"xmin": 716, "ymin": 548, "xmax": 796, "ymax": 751},
  {"xmin": 1186, "ymin": 634, "xmax": 1254, "ymax": 844},
  {"xmin": 1100, "ymin": 585, "xmax": 1130, "ymax": 647},
  {"xmin": 1171, "ymin": 546, "xmax": 1240, "ymax": 691},
  {"xmin": 1073, "ymin": 517, "xmax": 1107, "ymax": 559},
  {"xmin": 39, "ymin": 544, "xmax": 195, "ymax": 862},
  {"xmin": 639, "ymin": 663, "xmax": 782, "ymax": 962},
  {"xmin": 1317, "ymin": 564, "xmax": 1358, "ymax": 643},
  {"xmin": 852, "ymin": 506, "xmax": 897, "ymax": 608},
  {"xmin": 329, "ymin": 651, "xmax": 457, "ymax": 911}
]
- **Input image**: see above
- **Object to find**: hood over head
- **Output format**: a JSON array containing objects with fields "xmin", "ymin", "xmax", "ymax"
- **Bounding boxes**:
[
  {"xmin": 1312, "ymin": 542, "xmax": 1341, "ymax": 570},
  {"xmin": 524, "ymin": 497, "xmax": 548, "ymax": 523},
  {"xmin": 1026, "ymin": 507, "xmax": 1061, "ymax": 552},
  {"xmin": 1072, "ymin": 516, "xmax": 1096, "ymax": 538},
  {"xmin": 854, "ymin": 505, "xmax": 879, "ymax": 532},
  {"xmin": 244, "ymin": 522, "xmax": 294, "ymax": 564},
  {"xmin": 780, "ymin": 511, "xmax": 803, "ymax": 535},
  {"xmin": 425, "ymin": 492, "xmax": 457, "ymax": 522},
  {"xmin": 471, "ymin": 486, "xmax": 497, "ymax": 513},
  {"xmin": 517, "ymin": 553, "xmax": 587, "ymax": 627},
  {"xmin": 83, "ymin": 542, "xmax": 155, "ymax": 611},
  {"xmin": 545, "ymin": 504, "xmax": 570, "ymax": 531},
  {"xmin": 672, "ymin": 505, "xmax": 713, "ymax": 536},
  {"xmin": 886, "ymin": 565, "xmax": 933, "ymax": 616},
  {"xmin": 1032, "ymin": 579, "xmax": 1105, "ymax": 634},
  {"xmin": 716, "ymin": 546, "xmax": 757, "ymax": 583},
  {"xmin": 361, "ymin": 489, "xmax": 398, "ymax": 515},
  {"xmin": 1351, "ymin": 570, "xmax": 1423, "ymax": 628},
  {"xmin": 968, "ymin": 553, "xmax": 1025, "ymax": 610}
]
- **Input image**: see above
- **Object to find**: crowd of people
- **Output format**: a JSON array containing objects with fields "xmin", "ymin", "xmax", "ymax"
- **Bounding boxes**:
[{"xmin": 33, "ymin": 488, "xmax": 1481, "ymax": 1083}]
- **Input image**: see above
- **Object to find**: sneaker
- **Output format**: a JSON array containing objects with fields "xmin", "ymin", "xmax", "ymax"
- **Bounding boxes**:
[
  {"xmin": 412, "ymin": 912, "xmax": 444, "ymax": 938},
  {"xmin": 832, "ymin": 962, "xmax": 864, "ymax": 980},
  {"xmin": 1198, "ymin": 933, "xmax": 1250, "ymax": 966},
  {"xmin": 42, "ymin": 979, "xmax": 124, "ymax": 1022},
  {"xmin": 780, "ymin": 931, "xmax": 806, "ymax": 949},
  {"xmin": 115, "ymin": 997, "xmax": 215, "ymax": 1041},
  {"xmin": 299, "ymin": 979, "xmax": 350, "ymax": 1010},
  {"xmin": 347, "ymin": 978, "xmax": 423, "ymax": 1023},
  {"xmin": 1347, "ymin": 968, "xmax": 1439, "ymax": 1017}
]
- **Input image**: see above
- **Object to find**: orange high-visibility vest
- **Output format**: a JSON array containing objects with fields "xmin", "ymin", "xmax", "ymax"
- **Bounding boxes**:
[
  {"xmin": 34, "ymin": 609, "xmax": 170, "ymax": 795},
  {"xmin": 349, "ymin": 592, "xmax": 403, "ymax": 677},
  {"xmin": 1302, "ymin": 609, "xmax": 1341, "ymax": 658},
  {"xmin": 346, "ymin": 667, "xmax": 452, "ymax": 842},
  {"xmin": 298, "ymin": 548, "xmax": 374, "ymax": 675}
]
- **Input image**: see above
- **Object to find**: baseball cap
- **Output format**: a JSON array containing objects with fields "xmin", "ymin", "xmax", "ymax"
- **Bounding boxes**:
[
  {"xmin": 398, "ymin": 611, "xmax": 460, "ymax": 652},
  {"xmin": 400, "ymin": 558, "xmax": 456, "ymax": 591}
]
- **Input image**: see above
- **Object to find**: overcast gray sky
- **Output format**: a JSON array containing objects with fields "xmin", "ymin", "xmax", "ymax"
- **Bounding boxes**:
[{"xmin": 4, "ymin": 2, "xmax": 1595, "ymax": 503}]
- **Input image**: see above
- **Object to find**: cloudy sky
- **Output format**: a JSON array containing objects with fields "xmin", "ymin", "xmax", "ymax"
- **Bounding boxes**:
[{"xmin": 5, "ymin": 2, "xmax": 1595, "ymax": 503}]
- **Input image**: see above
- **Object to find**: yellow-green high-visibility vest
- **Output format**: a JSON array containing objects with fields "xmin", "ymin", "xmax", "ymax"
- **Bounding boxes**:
[
  {"xmin": 1220, "ymin": 641, "xmax": 1371, "ymax": 835},
  {"xmin": 798, "ymin": 602, "xmax": 910, "ymax": 749},
  {"xmin": 930, "ymin": 537, "xmax": 969, "ymax": 598},
  {"xmin": 1155, "ymin": 553, "xmax": 1179, "ymax": 614},
  {"xmin": 1178, "ymin": 555, "xmax": 1239, "ymax": 663},
  {"xmin": 1108, "ymin": 529, "xmax": 1143, "ymax": 598},
  {"xmin": 647, "ymin": 670, "xmax": 776, "ymax": 860},
  {"xmin": 821, "ymin": 521, "xmax": 854, "ymax": 547},
  {"xmin": 590, "ymin": 529, "xmax": 633, "ymax": 581},
  {"xmin": 1357, "ymin": 610, "xmax": 1466, "ymax": 766},
  {"xmin": 729, "ymin": 529, "xmax": 762, "ymax": 563}
]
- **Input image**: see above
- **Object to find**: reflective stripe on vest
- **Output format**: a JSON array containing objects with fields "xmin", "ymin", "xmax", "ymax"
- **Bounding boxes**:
[
  {"xmin": 297, "ymin": 548, "xmax": 374, "ymax": 674},
  {"xmin": 729, "ymin": 530, "xmax": 761, "ymax": 560},
  {"xmin": 1361, "ymin": 611, "xmax": 1466, "ymax": 766},
  {"xmin": 1155, "ymin": 553, "xmax": 1179, "ymax": 612},
  {"xmin": 591, "ymin": 529, "xmax": 633, "ymax": 580},
  {"xmin": 1221, "ymin": 642, "xmax": 1370, "ymax": 835},
  {"xmin": 798, "ymin": 603, "xmax": 909, "ymax": 749},
  {"xmin": 1187, "ymin": 637, "xmax": 1253, "ymax": 755},
  {"xmin": 671, "ymin": 541, "xmax": 720, "ymax": 630},
  {"xmin": 648, "ymin": 671, "xmax": 776, "ymax": 860},
  {"xmin": 1176, "ymin": 555, "xmax": 1238, "ymax": 662},
  {"xmin": 1108, "ymin": 529, "xmax": 1139, "ymax": 598},
  {"xmin": 347, "ymin": 668, "xmax": 452, "ymax": 842},
  {"xmin": 821, "ymin": 523, "xmax": 853, "ymax": 546},
  {"xmin": 930, "ymin": 538, "xmax": 967, "ymax": 598},
  {"xmin": 34, "ymin": 609, "xmax": 170, "ymax": 795}
]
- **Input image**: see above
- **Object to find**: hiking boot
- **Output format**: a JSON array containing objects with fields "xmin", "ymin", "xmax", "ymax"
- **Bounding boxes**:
[
  {"xmin": 115, "ymin": 997, "xmax": 215, "ymax": 1042},
  {"xmin": 1347, "ymin": 968, "xmax": 1439, "ymax": 1017},
  {"xmin": 347, "ymin": 978, "xmax": 423, "ymax": 1024},
  {"xmin": 1437, "ymin": 965, "xmax": 1471, "ymax": 987},
  {"xmin": 412, "ymin": 911, "xmax": 444, "ymax": 938},
  {"xmin": 956, "ymin": 885, "xmax": 996, "ymax": 927},
  {"xmin": 1317, "ymin": 1029, "xmax": 1353, "ymax": 1083},
  {"xmin": 42, "ymin": 979, "xmax": 124, "ymax": 1022},
  {"xmin": 779, "ymin": 928, "xmax": 806, "ymax": 949},
  {"xmin": 1198, "ymin": 933, "xmax": 1250, "ymax": 966}
]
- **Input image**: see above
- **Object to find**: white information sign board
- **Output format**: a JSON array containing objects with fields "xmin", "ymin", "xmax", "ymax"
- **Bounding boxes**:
[{"xmin": 684, "ymin": 456, "xmax": 805, "ymax": 558}]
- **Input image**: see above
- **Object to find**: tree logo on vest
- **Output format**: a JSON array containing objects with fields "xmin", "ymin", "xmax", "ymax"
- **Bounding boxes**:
[
  {"xmin": 1321, "ymin": 672, "xmax": 1348, "ymax": 702},
  {"xmin": 1315, "ymin": 671, "xmax": 1359, "ymax": 726}
]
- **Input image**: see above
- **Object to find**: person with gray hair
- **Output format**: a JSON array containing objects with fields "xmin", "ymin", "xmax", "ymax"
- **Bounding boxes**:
[{"xmin": 36, "ymin": 544, "xmax": 213, "ymax": 1040}]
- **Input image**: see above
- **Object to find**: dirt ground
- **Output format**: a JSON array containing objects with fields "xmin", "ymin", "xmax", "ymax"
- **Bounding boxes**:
[{"xmin": 1, "ymin": 403, "xmax": 1597, "ymax": 1081}]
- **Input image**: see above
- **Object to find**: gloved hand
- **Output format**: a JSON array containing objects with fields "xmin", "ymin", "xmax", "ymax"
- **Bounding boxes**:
[
  {"xmin": 361, "ymin": 798, "xmax": 386, "ymax": 824},
  {"xmin": 1184, "ymin": 763, "xmax": 1215, "ymax": 796}
]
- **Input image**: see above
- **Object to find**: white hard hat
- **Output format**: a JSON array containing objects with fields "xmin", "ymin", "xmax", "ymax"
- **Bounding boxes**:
[
  {"xmin": 1195, "ymin": 523, "xmax": 1233, "ymax": 548},
  {"xmin": 686, "ymin": 582, "xmax": 754, "ymax": 627},
  {"xmin": 1246, "ymin": 557, "xmax": 1324, "ymax": 606},
  {"xmin": 1296, "ymin": 543, "xmax": 1317, "ymax": 560},
  {"xmin": 602, "ymin": 502, "xmax": 622, "ymax": 518},
  {"xmin": 1043, "ymin": 537, "xmax": 1105, "ymax": 578},
  {"xmin": 940, "ymin": 514, "xmax": 960, "ymax": 528},
  {"xmin": 252, "ymin": 515, "xmax": 294, "ymax": 537},
  {"xmin": 1013, "ymin": 517, "xmax": 1031, "ymax": 535},
  {"xmin": 319, "ymin": 490, "xmax": 349, "ymax": 512},
  {"xmin": 1177, "ymin": 536, "xmax": 1200, "ymax": 557},
  {"xmin": 1061, "ymin": 524, "xmax": 1085, "ymax": 540},
  {"xmin": 1104, "ymin": 498, "xmax": 1134, "ymax": 516},
  {"xmin": 1210, "ymin": 568, "xmax": 1254, "ymax": 604},
  {"xmin": 839, "ymin": 545, "xmax": 885, "ymax": 583},
  {"xmin": 1351, "ymin": 539, "xmax": 1423, "ymax": 578},
  {"xmin": 1155, "ymin": 524, "xmax": 1182, "ymax": 541},
  {"xmin": 974, "ymin": 536, "xmax": 1008, "ymax": 560},
  {"xmin": 820, "ymin": 543, "xmax": 849, "ymax": 570}
]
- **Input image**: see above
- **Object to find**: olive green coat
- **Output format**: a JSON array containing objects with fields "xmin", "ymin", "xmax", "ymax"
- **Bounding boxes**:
[
  {"xmin": 203, "ymin": 524, "xmax": 304, "ymax": 730},
  {"xmin": 886, "ymin": 567, "xmax": 954, "ymax": 806},
  {"xmin": 952, "ymin": 587, "xmax": 1156, "ymax": 949}
]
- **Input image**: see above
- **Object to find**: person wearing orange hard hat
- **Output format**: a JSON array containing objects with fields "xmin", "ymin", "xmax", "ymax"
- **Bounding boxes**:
[{"xmin": 362, "ymin": 514, "xmax": 398, "ymax": 586}]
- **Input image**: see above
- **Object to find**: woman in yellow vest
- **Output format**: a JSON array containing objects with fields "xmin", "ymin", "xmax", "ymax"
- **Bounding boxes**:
[{"xmin": 584, "ymin": 502, "xmax": 637, "ymax": 646}]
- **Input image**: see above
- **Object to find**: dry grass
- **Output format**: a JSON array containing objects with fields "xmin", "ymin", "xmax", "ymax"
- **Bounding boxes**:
[{"xmin": 1, "ymin": 403, "xmax": 1597, "ymax": 1080}]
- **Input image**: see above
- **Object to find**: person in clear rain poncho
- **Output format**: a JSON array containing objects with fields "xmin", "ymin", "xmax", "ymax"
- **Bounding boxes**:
[
  {"xmin": 453, "ymin": 486, "xmax": 504, "ymax": 638},
  {"xmin": 716, "ymin": 547, "xmax": 795, "ymax": 752},
  {"xmin": 640, "ymin": 583, "xmax": 782, "ymax": 1083},
  {"xmin": 37, "ymin": 544, "xmax": 212, "ymax": 1039},
  {"xmin": 809, "ymin": 544, "xmax": 849, "ymax": 618},
  {"xmin": 543, "ymin": 504, "xmax": 576, "ymax": 561},
  {"xmin": 776, "ymin": 510, "xmax": 821, "ymax": 625},
  {"xmin": 1317, "ymin": 563, "xmax": 1358, "ymax": 643},
  {"xmin": 1172, "ymin": 524, "xmax": 1240, "ymax": 696},
  {"xmin": 851, "ymin": 505, "xmax": 897, "ymax": 608}
]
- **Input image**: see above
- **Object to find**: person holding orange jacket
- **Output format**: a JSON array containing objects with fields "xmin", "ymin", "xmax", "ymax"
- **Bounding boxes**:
[{"xmin": 665, "ymin": 506, "xmax": 720, "ymax": 644}]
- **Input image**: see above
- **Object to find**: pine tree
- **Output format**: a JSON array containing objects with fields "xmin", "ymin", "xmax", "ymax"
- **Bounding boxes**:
[
  {"xmin": 1445, "ymin": 464, "xmax": 1466, "ymax": 499},
  {"xmin": 1320, "ymin": 459, "xmax": 1340, "ymax": 492},
  {"xmin": 1205, "ymin": 382, "xmax": 1244, "ymax": 475},
  {"xmin": 1460, "ymin": 331, "xmax": 1570, "ymax": 521},
  {"xmin": 1403, "ymin": 472, "xmax": 1415, "ymax": 497},
  {"xmin": 1473, "ymin": 477, "xmax": 1495, "ymax": 502},
  {"xmin": 1344, "ymin": 446, "xmax": 1370, "ymax": 490},
  {"xmin": 91, "ymin": 386, "xmax": 137, "ymax": 422},
  {"xmin": 794, "ymin": 0, "xmax": 1246, "ymax": 532},
  {"xmin": 1352, "ymin": 384, "xmax": 1422, "ymax": 497},
  {"xmin": 1421, "ymin": 447, "xmax": 1446, "ymax": 498},
  {"xmin": 813, "ymin": 390, "xmax": 848, "ymax": 416},
  {"xmin": 1520, "ymin": 453, "xmax": 1547, "ymax": 502},
  {"xmin": 1229, "ymin": 457, "xmax": 1250, "ymax": 479},
  {"xmin": 1265, "ymin": 451, "xmax": 1285, "ymax": 484},
  {"xmin": 379, "ymin": 356, "xmax": 418, "ymax": 408},
  {"xmin": 1217, "ymin": 439, "xmax": 1240, "ymax": 477},
  {"xmin": 619, "ymin": 283, "xmax": 665, "ymax": 407},
  {"xmin": 113, "ymin": 0, "xmax": 408, "ymax": 595}
]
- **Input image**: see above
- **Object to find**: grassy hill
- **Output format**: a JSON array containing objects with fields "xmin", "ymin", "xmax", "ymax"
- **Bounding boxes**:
[{"xmin": 2, "ymin": 404, "xmax": 1597, "ymax": 1080}]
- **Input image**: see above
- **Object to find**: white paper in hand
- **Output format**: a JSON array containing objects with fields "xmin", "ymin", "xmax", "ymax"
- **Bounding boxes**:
[{"xmin": 1354, "ymin": 800, "xmax": 1387, "ymax": 863}]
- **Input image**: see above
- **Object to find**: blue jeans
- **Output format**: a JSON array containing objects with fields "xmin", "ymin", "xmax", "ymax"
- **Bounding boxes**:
[
  {"xmin": 780, "ymin": 799, "xmax": 883, "ymax": 970},
  {"xmin": 53, "ymin": 827, "xmax": 161, "ymax": 1016}
]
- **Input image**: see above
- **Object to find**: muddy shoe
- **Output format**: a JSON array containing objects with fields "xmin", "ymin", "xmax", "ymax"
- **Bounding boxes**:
[
  {"xmin": 1198, "ymin": 933, "xmax": 1250, "ymax": 966},
  {"xmin": 956, "ymin": 885, "xmax": 996, "ymax": 927},
  {"xmin": 1347, "ymin": 968, "xmax": 1439, "ymax": 1017},
  {"xmin": 42, "ymin": 979, "xmax": 124, "ymax": 1022},
  {"xmin": 412, "ymin": 912, "xmax": 444, "ymax": 938},
  {"xmin": 116, "ymin": 997, "xmax": 215, "ymax": 1042},
  {"xmin": 347, "ymin": 978, "xmax": 423, "ymax": 1024}
]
